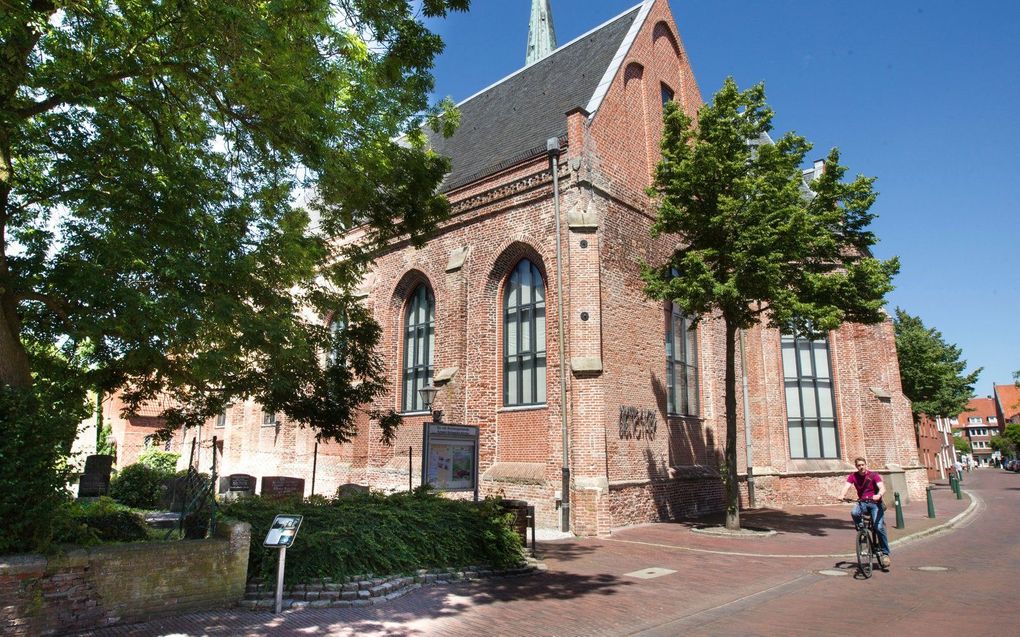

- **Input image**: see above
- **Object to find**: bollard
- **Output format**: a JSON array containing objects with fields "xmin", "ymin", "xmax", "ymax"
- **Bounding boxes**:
[
  {"xmin": 949, "ymin": 475, "xmax": 958, "ymax": 495},
  {"xmin": 926, "ymin": 485, "xmax": 936, "ymax": 518},
  {"xmin": 893, "ymin": 492, "xmax": 904, "ymax": 529},
  {"xmin": 955, "ymin": 481, "xmax": 962, "ymax": 499}
]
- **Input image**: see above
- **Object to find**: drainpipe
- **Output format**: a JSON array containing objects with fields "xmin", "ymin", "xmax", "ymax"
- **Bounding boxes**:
[
  {"xmin": 739, "ymin": 328, "xmax": 755, "ymax": 508},
  {"xmin": 548, "ymin": 137, "xmax": 570, "ymax": 533}
]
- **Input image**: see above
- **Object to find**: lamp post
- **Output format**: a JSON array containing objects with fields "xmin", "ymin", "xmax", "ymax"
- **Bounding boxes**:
[{"xmin": 418, "ymin": 384, "xmax": 441, "ymax": 423}]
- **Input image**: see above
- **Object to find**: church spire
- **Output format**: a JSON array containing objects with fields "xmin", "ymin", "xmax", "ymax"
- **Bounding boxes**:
[{"xmin": 526, "ymin": 0, "xmax": 557, "ymax": 65}]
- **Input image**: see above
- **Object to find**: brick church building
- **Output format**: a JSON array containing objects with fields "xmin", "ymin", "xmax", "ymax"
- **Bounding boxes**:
[{"xmin": 116, "ymin": 0, "xmax": 926, "ymax": 536}]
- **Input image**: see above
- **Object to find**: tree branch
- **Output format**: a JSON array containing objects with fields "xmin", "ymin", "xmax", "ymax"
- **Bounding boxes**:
[{"xmin": 14, "ymin": 289, "xmax": 71, "ymax": 323}]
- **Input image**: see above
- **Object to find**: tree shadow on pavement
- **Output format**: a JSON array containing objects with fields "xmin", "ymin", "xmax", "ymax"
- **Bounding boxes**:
[
  {"xmin": 533, "ymin": 539, "xmax": 601, "ymax": 562},
  {"xmin": 667, "ymin": 508, "xmax": 857, "ymax": 537},
  {"xmin": 83, "ymin": 570, "xmax": 632, "ymax": 637}
]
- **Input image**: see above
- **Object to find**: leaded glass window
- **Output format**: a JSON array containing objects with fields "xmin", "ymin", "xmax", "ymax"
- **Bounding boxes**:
[
  {"xmin": 666, "ymin": 304, "xmax": 699, "ymax": 416},
  {"xmin": 504, "ymin": 260, "xmax": 547, "ymax": 406},
  {"xmin": 402, "ymin": 284, "xmax": 435, "ymax": 412},
  {"xmin": 782, "ymin": 332, "xmax": 838, "ymax": 459}
]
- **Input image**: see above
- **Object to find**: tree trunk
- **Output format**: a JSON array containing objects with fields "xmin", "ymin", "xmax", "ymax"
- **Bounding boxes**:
[
  {"xmin": 724, "ymin": 316, "xmax": 740, "ymax": 530},
  {"xmin": 0, "ymin": 292, "xmax": 33, "ymax": 389}
]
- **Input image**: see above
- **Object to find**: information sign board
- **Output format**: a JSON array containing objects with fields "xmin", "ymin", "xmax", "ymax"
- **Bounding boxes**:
[
  {"xmin": 263, "ymin": 514, "xmax": 303, "ymax": 548},
  {"xmin": 422, "ymin": 423, "xmax": 479, "ymax": 496}
]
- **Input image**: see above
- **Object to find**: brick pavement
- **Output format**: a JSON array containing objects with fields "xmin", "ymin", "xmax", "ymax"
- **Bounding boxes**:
[{"xmin": 77, "ymin": 472, "xmax": 993, "ymax": 637}]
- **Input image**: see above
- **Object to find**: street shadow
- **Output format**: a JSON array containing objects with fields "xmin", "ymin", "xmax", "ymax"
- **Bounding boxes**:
[
  {"xmin": 667, "ymin": 508, "xmax": 857, "ymax": 537},
  {"xmin": 532, "ymin": 540, "xmax": 601, "ymax": 563},
  {"xmin": 83, "ymin": 570, "xmax": 632, "ymax": 637}
]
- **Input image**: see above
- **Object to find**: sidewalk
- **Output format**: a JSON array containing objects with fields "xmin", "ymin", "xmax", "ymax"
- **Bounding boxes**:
[{"xmin": 599, "ymin": 479, "xmax": 972, "ymax": 558}]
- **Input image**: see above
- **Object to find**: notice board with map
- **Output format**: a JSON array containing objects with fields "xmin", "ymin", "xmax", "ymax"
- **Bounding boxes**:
[{"xmin": 422, "ymin": 423, "xmax": 479, "ymax": 498}]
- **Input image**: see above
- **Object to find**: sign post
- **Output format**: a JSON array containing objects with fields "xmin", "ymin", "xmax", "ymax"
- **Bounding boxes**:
[
  {"xmin": 421, "ymin": 422, "xmax": 480, "ymax": 501},
  {"xmin": 263, "ymin": 514, "xmax": 303, "ymax": 614}
]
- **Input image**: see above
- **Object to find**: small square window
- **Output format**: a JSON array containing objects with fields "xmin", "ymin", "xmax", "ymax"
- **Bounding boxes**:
[{"xmin": 262, "ymin": 411, "xmax": 278, "ymax": 426}]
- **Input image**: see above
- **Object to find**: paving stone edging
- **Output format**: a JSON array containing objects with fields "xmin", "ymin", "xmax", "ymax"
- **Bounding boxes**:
[{"xmin": 240, "ymin": 558, "xmax": 544, "ymax": 611}]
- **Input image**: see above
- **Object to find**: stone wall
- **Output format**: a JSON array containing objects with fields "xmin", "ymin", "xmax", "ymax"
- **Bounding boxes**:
[{"xmin": 0, "ymin": 520, "xmax": 250, "ymax": 636}]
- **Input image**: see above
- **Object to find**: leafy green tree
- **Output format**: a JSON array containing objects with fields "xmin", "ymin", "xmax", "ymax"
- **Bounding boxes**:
[
  {"xmin": 989, "ymin": 433, "xmax": 1014, "ymax": 458},
  {"xmin": 642, "ymin": 78, "xmax": 899, "ymax": 530},
  {"xmin": 893, "ymin": 309, "xmax": 979, "ymax": 421},
  {"xmin": 953, "ymin": 436, "xmax": 971, "ymax": 456},
  {"xmin": 992, "ymin": 423, "xmax": 1020, "ymax": 458},
  {"xmin": 1, "ymin": 0, "xmax": 467, "ymax": 551}
]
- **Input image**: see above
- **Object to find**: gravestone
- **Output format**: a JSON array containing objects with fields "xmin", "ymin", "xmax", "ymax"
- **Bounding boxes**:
[
  {"xmin": 337, "ymin": 483, "xmax": 370, "ymax": 497},
  {"xmin": 260, "ymin": 476, "xmax": 305, "ymax": 499},
  {"xmin": 219, "ymin": 472, "xmax": 257, "ymax": 497},
  {"xmin": 77, "ymin": 454, "xmax": 114, "ymax": 498}
]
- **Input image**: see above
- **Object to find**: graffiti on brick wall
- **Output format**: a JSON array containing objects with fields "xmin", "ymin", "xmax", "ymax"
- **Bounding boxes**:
[{"xmin": 619, "ymin": 406, "xmax": 657, "ymax": 440}]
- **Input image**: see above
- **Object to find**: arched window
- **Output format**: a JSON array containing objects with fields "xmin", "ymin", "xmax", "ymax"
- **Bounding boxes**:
[
  {"xmin": 666, "ymin": 303, "xmax": 698, "ymax": 415},
  {"xmin": 402, "ymin": 284, "xmax": 434, "ymax": 412},
  {"xmin": 504, "ymin": 260, "xmax": 546, "ymax": 406},
  {"xmin": 782, "ymin": 332, "xmax": 838, "ymax": 459}
]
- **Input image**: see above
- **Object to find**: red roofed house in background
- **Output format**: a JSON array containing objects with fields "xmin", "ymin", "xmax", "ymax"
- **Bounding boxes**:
[
  {"xmin": 993, "ymin": 383, "xmax": 1020, "ymax": 426},
  {"xmin": 952, "ymin": 397, "xmax": 1000, "ymax": 466}
]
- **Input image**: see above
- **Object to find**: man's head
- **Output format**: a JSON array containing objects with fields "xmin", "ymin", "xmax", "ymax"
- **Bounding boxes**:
[{"xmin": 854, "ymin": 457, "xmax": 868, "ymax": 475}]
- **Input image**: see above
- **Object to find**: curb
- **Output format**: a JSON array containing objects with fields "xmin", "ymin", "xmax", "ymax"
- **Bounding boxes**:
[{"xmin": 887, "ymin": 488, "xmax": 979, "ymax": 549}]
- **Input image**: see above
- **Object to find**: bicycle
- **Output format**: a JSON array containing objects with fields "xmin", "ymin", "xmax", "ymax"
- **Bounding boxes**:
[{"xmin": 845, "ymin": 498, "xmax": 885, "ymax": 578}]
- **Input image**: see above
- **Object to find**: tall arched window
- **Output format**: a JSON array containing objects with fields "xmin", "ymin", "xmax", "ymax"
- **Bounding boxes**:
[
  {"xmin": 504, "ymin": 260, "xmax": 546, "ymax": 406},
  {"xmin": 402, "ymin": 284, "xmax": 434, "ymax": 412},
  {"xmin": 666, "ymin": 303, "xmax": 698, "ymax": 416},
  {"xmin": 782, "ymin": 332, "xmax": 838, "ymax": 459}
]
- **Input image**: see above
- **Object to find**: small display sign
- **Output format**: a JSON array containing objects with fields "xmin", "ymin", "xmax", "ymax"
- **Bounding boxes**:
[
  {"xmin": 422, "ymin": 423, "xmax": 479, "ymax": 494},
  {"xmin": 263, "ymin": 514, "xmax": 303, "ymax": 548}
]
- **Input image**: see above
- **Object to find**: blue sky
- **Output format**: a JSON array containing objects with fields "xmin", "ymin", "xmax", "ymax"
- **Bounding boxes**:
[{"xmin": 425, "ymin": 1, "xmax": 1020, "ymax": 396}]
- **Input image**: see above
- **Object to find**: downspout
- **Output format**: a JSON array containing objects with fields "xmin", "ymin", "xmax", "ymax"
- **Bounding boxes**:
[
  {"xmin": 548, "ymin": 137, "xmax": 570, "ymax": 533},
  {"xmin": 739, "ymin": 328, "xmax": 755, "ymax": 508}
]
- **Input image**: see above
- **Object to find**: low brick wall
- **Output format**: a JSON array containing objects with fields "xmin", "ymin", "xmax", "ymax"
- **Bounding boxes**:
[{"xmin": 0, "ymin": 520, "xmax": 250, "ymax": 636}]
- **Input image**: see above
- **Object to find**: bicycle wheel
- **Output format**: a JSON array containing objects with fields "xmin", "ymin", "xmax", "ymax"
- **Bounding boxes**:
[{"xmin": 856, "ymin": 530, "xmax": 874, "ymax": 578}]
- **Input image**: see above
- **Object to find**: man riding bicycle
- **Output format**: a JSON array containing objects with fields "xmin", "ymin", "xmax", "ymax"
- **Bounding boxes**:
[{"xmin": 839, "ymin": 457, "xmax": 890, "ymax": 567}]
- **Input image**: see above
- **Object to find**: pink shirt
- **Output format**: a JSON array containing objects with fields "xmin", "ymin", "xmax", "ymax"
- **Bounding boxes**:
[{"xmin": 847, "ymin": 470, "xmax": 883, "ymax": 501}]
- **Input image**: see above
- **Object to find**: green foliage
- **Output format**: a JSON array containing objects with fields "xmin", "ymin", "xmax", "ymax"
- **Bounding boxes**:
[
  {"xmin": 1, "ymin": 0, "xmax": 471, "ymax": 443},
  {"xmin": 953, "ymin": 436, "xmax": 971, "ymax": 455},
  {"xmin": 893, "ymin": 309, "xmax": 980, "ymax": 419},
  {"xmin": 993, "ymin": 423, "xmax": 1020, "ymax": 457},
  {"xmin": 642, "ymin": 78, "xmax": 898, "ymax": 335},
  {"xmin": 221, "ymin": 489, "xmax": 524, "ymax": 584},
  {"xmin": 1, "ymin": 0, "xmax": 469, "ymax": 556},
  {"xmin": 52, "ymin": 497, "xmax": 150, "ymax": 546},
  {"xmin": 989, "ymin": 434, "xmax": 1013, "ymax": 457},
  {"xmin": 109, "ymin": 463, "xmax": 172, "ymax": 510},
  {"xmin": 642, "ymin": 78, "xmax": 898, "ymax": 529},
  {"xmin": 137, "ymin": 448, "xmax": 180, "ymax": 474},
  {"xmin": 96, "ymin": 422, "xmax": 116, "ymax": 459},
  {"xmin": 0, "ymin": 379, "xmax": 88, "ymax": 555}
]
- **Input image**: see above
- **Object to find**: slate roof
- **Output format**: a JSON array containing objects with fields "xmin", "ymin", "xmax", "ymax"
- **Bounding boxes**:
[{"xmin": 426, "ymin": 6, "xmax": 641, "ymax": 192}]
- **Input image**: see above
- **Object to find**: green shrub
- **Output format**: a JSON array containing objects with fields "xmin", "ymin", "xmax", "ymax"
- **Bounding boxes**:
[
  {"xmin": 109, "ymin": 463, "xmax": 171, "ymax": 509},
  {"xmin": 221, "ymin": 487, "xmax": 524, "ymax": 584},
  {"xmin": 0, "ymin": 381, "xmax": 88, "ymax": 555},
  {"xmin": 52, "ymin": 497, "xmax": 151, "ymax": 545},
  {"xmin": 137, "ymin": 448, "xmax": 180, "ymax": 474}
]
